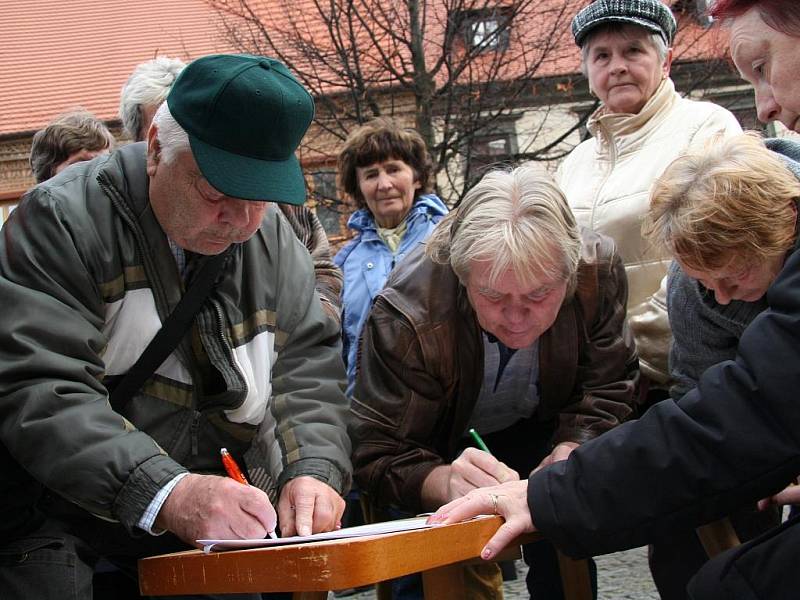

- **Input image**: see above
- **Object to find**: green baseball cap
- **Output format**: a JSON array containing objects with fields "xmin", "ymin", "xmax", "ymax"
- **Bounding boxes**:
[{"xmin": 167, "ymin": 54, "xmax": 314, "ymax": 204}]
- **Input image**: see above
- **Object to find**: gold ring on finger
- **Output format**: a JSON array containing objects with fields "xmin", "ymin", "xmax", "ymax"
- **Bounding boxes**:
[{"xmin": 488, "ymin": 493, "xmax": 499, "ymax": 515}]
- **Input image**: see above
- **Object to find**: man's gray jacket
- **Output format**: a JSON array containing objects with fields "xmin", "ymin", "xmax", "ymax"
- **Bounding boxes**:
[{"xmin": 0, "ymin": 143, "xmax": 352, "ymax": 538}]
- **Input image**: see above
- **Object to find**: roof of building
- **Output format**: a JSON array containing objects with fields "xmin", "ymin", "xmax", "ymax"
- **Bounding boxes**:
[
  {"xmin": 1, "ymin": 0, "xmax": 726, "ymax": 138},
  {"xmin": 1, "ymin": 0, "xmax": 231, "ymax": 137}
]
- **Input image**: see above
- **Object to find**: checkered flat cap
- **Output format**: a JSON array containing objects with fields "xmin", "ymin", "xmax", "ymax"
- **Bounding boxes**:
[{"xmin": 571, "ymin": 0, "xmax": 677, "ymax": 47}]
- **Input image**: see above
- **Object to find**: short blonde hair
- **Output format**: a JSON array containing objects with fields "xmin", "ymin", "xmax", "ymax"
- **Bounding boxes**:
[
  {"xmin": 645, "ymin": 132, "xmax": 800, "ymax": 271},
  {"xmin": 426, "ymin": 165, "xmax": 581, "ymax": 289}
]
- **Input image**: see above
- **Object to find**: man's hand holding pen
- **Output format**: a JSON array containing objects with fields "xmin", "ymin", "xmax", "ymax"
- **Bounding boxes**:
[
  {"xmin": 447, "ymin": 447, "xmax": 520, "ymax": 501},
  {"xmin": 155, "ymin": 447, "xmax": 345, "ymax": 546},
  {"xmin": 218, "ymin": 448, "xmax": 345, "ymax": 539},
  {"xmin": 220, "ymin": 448, "xmax": 278, "ymax": 539},
  {"xmin": 155, "ymin": 473, "xmax": 278, "ymax": 549}
]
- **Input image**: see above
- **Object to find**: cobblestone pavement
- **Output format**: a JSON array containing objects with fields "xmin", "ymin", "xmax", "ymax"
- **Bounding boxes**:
[
  {"xmin": 592, "ymin": 546, "xmax": 659, "ymax": 599},
  {"xmin": 340, "ymin": 545, "xmax": 659, "ymax": 599}
]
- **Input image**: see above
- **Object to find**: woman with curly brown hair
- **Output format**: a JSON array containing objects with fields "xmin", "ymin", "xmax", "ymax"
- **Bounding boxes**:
[{"xmin": 334, "ymin": 117, "xmax": 447, "ymax": 396}]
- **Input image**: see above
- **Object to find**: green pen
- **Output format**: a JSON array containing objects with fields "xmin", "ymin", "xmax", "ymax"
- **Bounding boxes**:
[{"xmin": 468, "ymin": 428, "xmax": 491, "ymax": 454}]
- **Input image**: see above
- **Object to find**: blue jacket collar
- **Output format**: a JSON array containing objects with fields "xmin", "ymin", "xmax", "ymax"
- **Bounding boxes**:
[{"xmin": 346, "ymin": 193, "xmax": 448, "ymax": 234}]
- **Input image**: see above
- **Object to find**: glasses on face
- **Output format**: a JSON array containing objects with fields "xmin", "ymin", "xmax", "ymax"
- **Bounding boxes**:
[
  {"xmin": 187, "ymin": 167, "xmax": 267, "ymax": 209},
  {"xmin": 190, "ymin": 171, "xmax": 227, "ymax": 204}
]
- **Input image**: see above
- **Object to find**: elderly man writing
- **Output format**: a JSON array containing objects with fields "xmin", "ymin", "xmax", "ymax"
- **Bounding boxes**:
[
  {"xmin": 119, "ymin": 55, "xmax": 343, "ymax": 326},
  {"xmin": 0, "ymin": 54, "xmax": 351, "ymax": 600},
  {"xmin": 350, "ymin": 165, "xmax": 638, "ymax": 599}
]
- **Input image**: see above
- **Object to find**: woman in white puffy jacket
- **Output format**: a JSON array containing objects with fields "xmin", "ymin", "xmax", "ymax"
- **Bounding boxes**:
[{"xmin": 557, "ymin": 0, "xmax": 741, "ymax": 391}]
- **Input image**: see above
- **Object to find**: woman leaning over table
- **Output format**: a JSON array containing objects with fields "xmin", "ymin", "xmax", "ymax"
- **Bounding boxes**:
[
  {"xmin": 334, "ymin": 118, "xmax": 447, "ymax": 397},
  {"xmin": 555, "ymin": 1, "xmax": 758, "ymax": 598}
]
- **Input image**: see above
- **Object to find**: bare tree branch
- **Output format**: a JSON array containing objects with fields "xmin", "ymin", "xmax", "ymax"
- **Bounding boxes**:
[{"xmin": 208, "ymin": 0, "xmax": 741, "ymax": 208}]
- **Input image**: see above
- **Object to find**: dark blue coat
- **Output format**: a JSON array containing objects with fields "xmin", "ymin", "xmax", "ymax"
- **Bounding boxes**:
[{"xmin": 529, "ymin": 138, "xmax": 800, "ymax": 599}]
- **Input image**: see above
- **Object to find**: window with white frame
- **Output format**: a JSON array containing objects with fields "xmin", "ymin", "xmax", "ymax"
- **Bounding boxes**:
[{"xmin": 459, "ymin": 9, "xmax": 511, "ymax": 52}]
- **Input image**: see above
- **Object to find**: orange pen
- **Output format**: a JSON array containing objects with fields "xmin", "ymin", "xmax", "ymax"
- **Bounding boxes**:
[
  {"xmin": 220, "ymin": 448, "xmax": 277, "ymax": 539},
  {"xmin": 220, "ymin": 447, "xmax": 249, "ymax": 485}
]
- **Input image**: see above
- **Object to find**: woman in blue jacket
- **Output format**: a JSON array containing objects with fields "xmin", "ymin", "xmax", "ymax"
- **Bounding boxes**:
[{"xmin": 335, "ymin": 118, "xmax": 447, "ymax": 395}]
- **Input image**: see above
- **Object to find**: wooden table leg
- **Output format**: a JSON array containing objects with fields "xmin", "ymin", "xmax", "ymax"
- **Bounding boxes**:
[
  {"xmin": 422, "ymin": 561, "xmax": 466, "ymax": 598},
  {"xmin": 556, "ymin": 550, "xmax": 593, "ymax": 600},
  {"xmin": 696, "ymin": 517, "xmax": 740, "ymax": 558}
]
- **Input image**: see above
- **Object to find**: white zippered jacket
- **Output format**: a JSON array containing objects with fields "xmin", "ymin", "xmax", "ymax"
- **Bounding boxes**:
[{"xmin": 557, "ymin": 78, "xmax": 742, "ymax": 383}]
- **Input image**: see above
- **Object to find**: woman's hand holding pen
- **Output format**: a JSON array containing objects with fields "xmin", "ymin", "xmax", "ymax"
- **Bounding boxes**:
[
  {"xmin": 420, "ymin": 447, "xmax": 519, "ymax": 510},
  {"xmin": 155, "ymin": 473, "xmax": 277, "ymax": 548}
]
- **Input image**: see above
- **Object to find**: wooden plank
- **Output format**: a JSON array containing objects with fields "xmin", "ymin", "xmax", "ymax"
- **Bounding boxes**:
[
  {"xmin": 138, "ymin": 516, "xmax": 536, "ymax": 596},
  {"xmin": 556, "ymin": 551, "xmax": 593, "ymax": 600},
  {"xmin": 139, "ymin": 517, "xmax": 595, "ymax": 599}
]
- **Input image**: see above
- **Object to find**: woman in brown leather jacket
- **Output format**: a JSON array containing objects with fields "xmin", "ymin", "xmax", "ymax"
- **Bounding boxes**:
[{"xmin": 350, "ymin": 165, "xmax": 638, "ymax": 600}]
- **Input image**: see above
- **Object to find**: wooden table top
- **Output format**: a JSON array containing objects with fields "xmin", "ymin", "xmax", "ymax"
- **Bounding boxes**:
[{"xmin": 138, "ymin": 516, "xmax": 538, "ymax": 596}]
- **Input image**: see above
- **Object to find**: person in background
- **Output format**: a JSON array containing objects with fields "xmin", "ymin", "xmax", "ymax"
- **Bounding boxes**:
[
  {"xmin": 351, "ymin": 164, "xmax": 638, "ymax": 600},
  {"xmin": 333, "ymin": 117, "xmax": 448, "ymax": 599},
  {"xmin": 29, "ymin": 109, "xmax": 115, "ymax": 183},
  {"xmin": 334, "ymin": 117, "xmax": 447, "ymax": 396},
  {"xmin": 431, "ymin": 134, "xmax": 800, "ymax": 599},
  {"xmin": 0, "ymin": 54, "xmax": 351, "ymax": 600},
  {"xmin": 119, "ymin": 56, "xmax": 186, "ymax": 142},
  {"xmin": 120, "ymin": 55, "xmax": 343, "ymax": 323},
  {"xmin": 555, "ymin": 1, "xmax": 754, "ymax": 595}
]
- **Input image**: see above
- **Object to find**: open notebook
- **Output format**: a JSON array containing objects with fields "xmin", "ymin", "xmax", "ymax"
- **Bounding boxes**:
[{"xmin": 199, "ymin": 515, "xmax": 440, "ymax": 553}]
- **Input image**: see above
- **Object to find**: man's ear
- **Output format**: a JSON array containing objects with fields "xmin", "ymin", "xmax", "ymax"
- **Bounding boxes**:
[{"xmin": 146, "ymin": 124, "xmax": 161, "ymax": 177}]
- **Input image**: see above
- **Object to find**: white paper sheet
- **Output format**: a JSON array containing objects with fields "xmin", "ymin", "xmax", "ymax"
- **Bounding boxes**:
[{"xmin": 199, "ymin": 515, "xmax": 436, "ymax": 553}]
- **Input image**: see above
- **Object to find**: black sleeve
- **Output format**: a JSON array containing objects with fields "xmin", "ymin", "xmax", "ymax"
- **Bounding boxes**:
[{"xmin": 529, "ymin": 250, "xmax": 800, "ymax": 558}]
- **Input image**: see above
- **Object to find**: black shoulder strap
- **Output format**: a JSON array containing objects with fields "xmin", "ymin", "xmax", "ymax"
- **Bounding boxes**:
[{"xmin": 109, "ymin": 250, "xmax": 228, "ymax": 409}]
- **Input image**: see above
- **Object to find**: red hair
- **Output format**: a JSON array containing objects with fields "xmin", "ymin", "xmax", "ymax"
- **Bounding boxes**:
[{"xmin": 711, "ymin": 0, "xmax": 800, "ymax": 37}]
